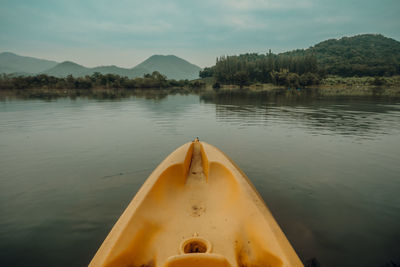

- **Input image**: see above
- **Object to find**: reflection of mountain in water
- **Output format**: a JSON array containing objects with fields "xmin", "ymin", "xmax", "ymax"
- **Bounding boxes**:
[
  {"xmin": 131, "ymin": 93, "xmax": 200, "ymax": 136},
  {"xmin": 200, "ymin": 92, "xmax": 400, "ymax": 139}
]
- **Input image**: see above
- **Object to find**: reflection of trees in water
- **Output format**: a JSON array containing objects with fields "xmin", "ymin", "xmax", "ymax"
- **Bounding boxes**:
[
  {"xmin": 0, "ymin": 88, "xmax": 192, "ymax": 102},
  {"xmin": 200, "ymin": 89, "xmax": 318, "ymax": 106},
  {"xmin": 129, "ymin": 93, "xmax": 201, "ymax": 136},
  {"xmin": 200, "ymin": 91, "xmax": 400, "ymax": 138}
]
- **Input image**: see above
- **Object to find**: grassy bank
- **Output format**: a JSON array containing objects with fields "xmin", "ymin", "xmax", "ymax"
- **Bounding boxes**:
[
  {"xmin": 310, "ymin": 76, "xmax": 400, "ymax": 97},
  {"xmin": 208, "ymin": 86, "xmax": 400, "ymax": 98},
  {"xmin": 201, "ymin": 75, "xmax": 400, "ymax": 97}
]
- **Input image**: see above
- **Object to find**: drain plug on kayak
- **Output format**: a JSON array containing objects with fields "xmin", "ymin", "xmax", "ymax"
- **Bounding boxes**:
[{"xmin": 180, "ymin": 237, "xmax": 212, "ymax": 254}]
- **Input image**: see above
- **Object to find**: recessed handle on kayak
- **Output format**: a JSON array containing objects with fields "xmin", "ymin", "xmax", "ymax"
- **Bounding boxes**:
[{"xmin": 180, "ymin": 237, "xmax": 212, "ymax": 254}]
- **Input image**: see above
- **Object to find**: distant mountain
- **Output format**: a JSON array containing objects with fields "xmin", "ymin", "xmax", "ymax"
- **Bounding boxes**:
[
  {"xmin": 91, "ymin": 65, "xmax": 135, "ymax": 77},
  {"xmin": 0, "ymin": 52, "xmax": 201, "ymax": 80},
  {"xmin": 42, "ymin": 62, "xmax": 135, "ymax": 78},
  {"xmin": 0, "ymin": 52, "xmax": 58, "ymax": 74},
  {"xmin": 42, "ymin": 61, "xmax": 90, "ymax": 77},
  {"xmin": 281, "ymin": 34, "xmax": 400, "ymax": 76},
  {"xmin": 133, "ymin": 55, "xmax": 201, "ymax": 80},
  {"xmin": 130, "ymin": 66, "xmax": 153, "ymax": 78}
]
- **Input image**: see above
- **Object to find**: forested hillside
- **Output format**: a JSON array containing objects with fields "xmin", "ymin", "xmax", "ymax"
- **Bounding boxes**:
[
  {"xmin": 200, "ymin": 34, "xmax": 400, "ymax": 87},
  {"xmin": 282, "ymin": 34, "xmax": 400, "ymax": 77}
]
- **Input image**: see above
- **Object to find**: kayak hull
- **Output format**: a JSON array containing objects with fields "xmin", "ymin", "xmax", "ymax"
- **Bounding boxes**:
[{"xmin": 90, "ymin": 141, "xmax": 303, "ymax": 267}]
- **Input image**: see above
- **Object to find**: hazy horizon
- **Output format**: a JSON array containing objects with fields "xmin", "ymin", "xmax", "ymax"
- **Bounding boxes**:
[{"xmin": 1, "ymin": 0, "xmax": 399, "ymax": 68}]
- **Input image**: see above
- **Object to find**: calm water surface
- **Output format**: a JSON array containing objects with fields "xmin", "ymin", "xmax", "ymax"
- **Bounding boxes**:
[{"xmin": 0, "ymin": 93, "xmax": 399, "ymax": 267}]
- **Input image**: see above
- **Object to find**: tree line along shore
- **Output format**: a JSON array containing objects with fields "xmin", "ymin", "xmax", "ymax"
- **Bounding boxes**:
[
  {"xmin": 0, "ymin": 71, "xmax": 206, "ymax": 91},
  {"xmin": 199, "ymin": 52, "xmax": 400, "ymax": 89},
  {"xmin": 0, "ymin": 72, "xmax": 399, "ymax": 99}
]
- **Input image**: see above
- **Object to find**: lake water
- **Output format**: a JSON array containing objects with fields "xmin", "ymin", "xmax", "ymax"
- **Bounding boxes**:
[{"xmin": 0, "ymin": 92, "xmax": 399, "ymax": 267}]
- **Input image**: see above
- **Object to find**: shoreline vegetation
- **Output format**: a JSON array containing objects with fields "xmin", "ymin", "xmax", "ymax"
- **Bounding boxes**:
[
  {"xmin": 0, "ymin": 74, "xmax": 399, "ymax": 100},
  {"xmin": 0, "ymin": 71, "xmax": 202, "ymax": 91},
  {"xmin": 0, "ymin": 74, "xmax": 400, "ymax": 100},
  {"xmin": 1, "ymin": 71, "xmax": 400, "ymax": 99}
]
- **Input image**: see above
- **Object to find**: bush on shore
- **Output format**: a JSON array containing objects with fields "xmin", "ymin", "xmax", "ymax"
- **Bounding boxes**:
[{"xmin": 0, "ymin": 72, "xmax": 192, "ymax": 90}]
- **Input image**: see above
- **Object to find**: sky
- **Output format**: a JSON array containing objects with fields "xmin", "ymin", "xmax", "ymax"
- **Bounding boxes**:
[{"xmin": 0, "ymin": 0, "xmax": 399, "ymax": 68}]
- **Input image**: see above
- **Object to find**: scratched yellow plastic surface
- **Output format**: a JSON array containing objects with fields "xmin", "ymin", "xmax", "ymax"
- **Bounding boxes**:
[{"xmin": 90, "ymin": 141, "xmax": 303, "ymax": 267}]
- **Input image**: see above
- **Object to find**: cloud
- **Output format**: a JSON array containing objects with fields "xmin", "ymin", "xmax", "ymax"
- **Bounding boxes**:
[
  {"xmin": 204, "ymin": 14, "xmax": 270, "ymax": 31},
  {"xmin": 314, "ymin": 17, "xmax": 352, "ymax": 26},
  {"xmin": 67, "ymin": 20, "xmax": 173, "ymax": 35},
  {"xmin": 219, "ymin": 0, "xmax": 313, "ymax": 11},
  {"xmin": 0, "ymin": 0, "xmax": 399, "ymax": 67}
]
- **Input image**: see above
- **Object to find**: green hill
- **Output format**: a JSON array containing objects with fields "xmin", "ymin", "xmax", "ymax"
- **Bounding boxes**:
[
  {"xmin": 281, "ymin": 34, "xmax": 400, "ymax": 76},
  {"xmin": 200, "ymin": 34, "xmax": 400, "ymax": 87}
]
